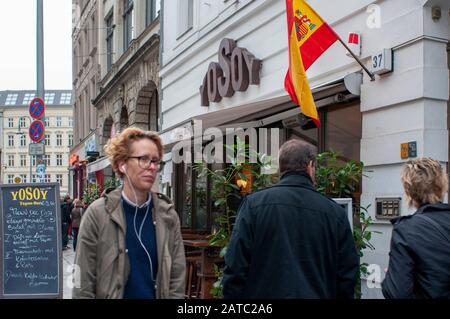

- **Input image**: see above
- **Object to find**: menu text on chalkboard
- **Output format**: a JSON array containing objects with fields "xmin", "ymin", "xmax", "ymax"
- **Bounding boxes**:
[{"xmin": 0, "ymin": 183, "xmax": 62, "ymax": 298}]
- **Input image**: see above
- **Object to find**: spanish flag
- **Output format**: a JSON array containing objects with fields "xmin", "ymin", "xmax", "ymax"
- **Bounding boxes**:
[{"xmin": 284, "ymin": 0, "xmax": 338, "ymax": 128}]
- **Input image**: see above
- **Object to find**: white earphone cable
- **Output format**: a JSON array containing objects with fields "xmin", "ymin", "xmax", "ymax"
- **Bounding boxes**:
[{"xmin": 123, "ymin": 169, "xmax": 156, "ymax": 283}]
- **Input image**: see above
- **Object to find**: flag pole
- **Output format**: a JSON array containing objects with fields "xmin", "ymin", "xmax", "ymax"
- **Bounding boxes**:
[{"xmin": 337, "ymin": 37, "xmax": 375, "ymax": 81}]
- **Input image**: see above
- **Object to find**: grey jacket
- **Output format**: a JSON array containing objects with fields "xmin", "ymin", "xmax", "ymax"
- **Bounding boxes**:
[{"xmin": 72, "ymin": 188, "xmax": 186, "ymax": 299}]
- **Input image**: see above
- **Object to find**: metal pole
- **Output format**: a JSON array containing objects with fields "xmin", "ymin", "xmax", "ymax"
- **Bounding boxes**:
[
  {"xmin": 30, "ymin": 156, "xmax": 32, "ymax": 183},
  {"xmin": 36, "ymin": 0, "xmax": 45, "ymax": 182},
  {"xmin": 37, "ymin": 0, "xmax": 44, "ymax": 99},
  {"xmin": 337, "ymin": 37, "xmax": 375, "ymax": 81}
]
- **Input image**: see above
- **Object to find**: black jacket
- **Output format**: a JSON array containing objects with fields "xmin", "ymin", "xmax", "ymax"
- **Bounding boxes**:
[
  {"xmin": 382, "ymin": 203, "xmax": 450, "ymax": 299},
  {"xmin": 222, "ymin": 171, "xmax": 359, "ymax": 299},
  {"xmin": 61, "ymin": 202, "xmax": 72, "ymax": 224}
]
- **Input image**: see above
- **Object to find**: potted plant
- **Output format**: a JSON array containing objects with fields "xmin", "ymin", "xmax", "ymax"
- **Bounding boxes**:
[
  {"xmin": 194, "ymin": 138, "xmax": 276, "ymax": 297},
  {"xmin": 315, "ymin": 150, "xmax": 380, "ymax": 298}
]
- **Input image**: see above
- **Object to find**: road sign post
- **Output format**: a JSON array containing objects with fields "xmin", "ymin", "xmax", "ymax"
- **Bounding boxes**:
[
  {"xmin": 29, "ymin": 97, "xmax": 45, "ymax": 119},
  {"xmin": 29, "ymin": 120, "xmax": 45, "ymax": 143},
  {"xmin": 29, "ymin": 97, "xmax": 46, "ymax": 183}
]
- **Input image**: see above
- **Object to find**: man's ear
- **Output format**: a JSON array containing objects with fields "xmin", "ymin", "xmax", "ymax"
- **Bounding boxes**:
[{"xmin": 306, "ymin": 160, "xmax": 315, "ymax": 178}]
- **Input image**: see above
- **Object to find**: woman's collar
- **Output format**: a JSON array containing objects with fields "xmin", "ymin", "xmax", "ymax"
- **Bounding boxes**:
[{"xmin": 121, "ymin": 190, "xmax": 152, "ymax": 208}]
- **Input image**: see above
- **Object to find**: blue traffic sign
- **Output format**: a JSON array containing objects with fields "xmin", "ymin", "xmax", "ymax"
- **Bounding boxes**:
[
  {"xmin": 29, "ymin": 120, "xmax": 45, "ymax": 143},
  {"xmin": 29, "ymin": 97, "xmax": 45, "ymax": 119}
]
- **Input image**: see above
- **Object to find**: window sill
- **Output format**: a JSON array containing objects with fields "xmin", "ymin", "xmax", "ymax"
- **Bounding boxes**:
[{"xmin": 176, "ymin": 26, "xmax": 193, "ymax": 41}]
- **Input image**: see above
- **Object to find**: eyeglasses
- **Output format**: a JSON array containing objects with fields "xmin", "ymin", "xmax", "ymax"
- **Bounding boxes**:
[{"xmin": 128, "ymin": 156, "xmax": 165, "ymax": 171}]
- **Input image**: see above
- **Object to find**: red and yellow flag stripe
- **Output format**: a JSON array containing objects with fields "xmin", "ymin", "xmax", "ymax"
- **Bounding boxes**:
[{"xmin": 284, "ymin": 0, "xmax": 338, "ymax": 128}]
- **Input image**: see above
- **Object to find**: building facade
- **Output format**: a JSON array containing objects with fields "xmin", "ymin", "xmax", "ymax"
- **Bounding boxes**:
[
  {"xmin": 71, "ymin": 0, "xmax": 161, "ymax": 198},
  {"xmin": 0, "ymin": 90, "xmax": 74, "ymax": 195},
  {"xmin": 71, "ymin": 0, "xmax": 100, "ymax": 199},
  {"xmin": 159, "ymin": 0, "xmax": 450, "ymax": 298}
]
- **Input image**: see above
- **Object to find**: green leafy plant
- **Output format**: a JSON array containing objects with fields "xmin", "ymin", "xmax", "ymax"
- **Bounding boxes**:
[
  {"xmin": 194, "ymin": 138, "xmax": 276, "ymax": 298},
  {"xmin": 82, "ymin": 175, "xmax": 120, "ymax": 207},
  {"xmin": 316, "ymin": 151, "xmax": 364, "ymax": 198},
  {"xmin": 352, "ymin": 204, "xmax": 381, "ymax": 298},
  {"xmin": 82, "ymin": 183, "xmax": 100, "ymax": 206},
  {"xmin": 103, "ymin": 174, "xmax": 121, "ymax": 191},
  {"xmin": 315, "ymin": 150, "xmax": 379, "ymax": 298}
]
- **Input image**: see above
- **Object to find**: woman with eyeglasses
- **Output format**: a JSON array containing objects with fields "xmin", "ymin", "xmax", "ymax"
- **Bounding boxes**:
[{"xmin": 73, "ymin": 127, "xmax": 185, "ymax": 299}]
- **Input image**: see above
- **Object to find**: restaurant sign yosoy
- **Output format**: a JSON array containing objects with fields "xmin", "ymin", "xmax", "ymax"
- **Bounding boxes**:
[{"xmin": 200, "ymin": 38, "xmax": 262, "ymax": 106}]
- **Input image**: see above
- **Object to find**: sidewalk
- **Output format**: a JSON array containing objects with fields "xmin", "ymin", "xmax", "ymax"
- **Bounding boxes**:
[{"xmin": 62, "ymin": 242, "xmax": 76, "ymax": 299}]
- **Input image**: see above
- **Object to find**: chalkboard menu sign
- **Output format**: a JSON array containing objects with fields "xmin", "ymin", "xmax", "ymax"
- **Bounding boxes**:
[{"xmin": 0, "ymin": 183, "xmax": 62, "ymax": 298}]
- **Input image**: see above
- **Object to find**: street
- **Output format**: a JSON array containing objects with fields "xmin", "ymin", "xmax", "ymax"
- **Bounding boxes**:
[{"xmin": 62, "ymin": 242, "xmax": 75, "ymax": 299}]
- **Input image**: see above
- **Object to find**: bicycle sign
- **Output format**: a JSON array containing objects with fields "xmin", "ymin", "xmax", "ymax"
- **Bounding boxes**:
[
  {"xmin": 29, "ymin": 97, "xmax": 45, "ymax": 119},
  {"xmin": 29, "ymin": 120, "xmax": 45, "ymax": 143}
]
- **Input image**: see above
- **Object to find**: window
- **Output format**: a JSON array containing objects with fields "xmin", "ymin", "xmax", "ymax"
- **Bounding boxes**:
[
  {"xmin": 177, "ymin": 0, "xmax": 193, "ymax": 37},
  {"xmin": 45, "ymin": 174, "xmax": 51, "ymax": 183},
  {"xmin": 146, "ymin": 0, "xmax": 156, "ymax": 26},
  {"xmin": 60, "ymin": 92, "xmax": 72, "ymax": 104},
  {"xmin": 8, "ymin": 155, "xmax": 14, "ymax": 167},
  {"xmin": 45, "ymin": 117, "xmax": 50, "ymax": 127},
  {"xmin": 56, "ymin": 116, "xmax": 62, "ymax": 127},
  {"xmin": 324, "ymin": 103, "xmax": 362, "ymax": 162},
  {"xmin": 56, "ymin": 174, "xmax": 63, "ymax": 186},
  {"xmin": 123, "ymin": 0, "xmax": 134, "ymax": 51},
  {"xmin": 45, "ymin": 93, "xmax": 55, "ymax": 104},
  {"xmin": 5, "ymin": 94, "xmax": 18, "ymax": 105},
  {"xmin": 8, "ymin": 175, "xmax": 14, "ymax": 184},
  {"xmin": 8, "ymin": 118, "xmax": 13, "ymax": 128},
  {"xmin": 20, "ymin": 134, "xmax": 26, "ymax": 146},
  {"xmin": 22, "ymin": 93, "xmax": 35, "ymax": 104},
  {"xmin": 68, "ymin": 116, "xmax": 73, "ymax": 127},
  {"xmin": 32, "ymin": 156, "xmax": 37, "ymax": 166},
  {"xmin": 43, "ymin": 155, "xmax": 50, "ymax": 166},
  {"xmin": 20, "ymin": 174, "xmax": 27, "ymax": 183},
  {"xmin": 175, "ymin": 161, "xmax": 209, "ymax": 230},
  {"xmin": 56, "ymin": 154, "xmax": 63, "ymax": 166},
  {"xmin": 32, "ymin": 174, "xmax": 37, "ymax": 183},
  {"xmin": 8, "ymin": 135, "xmax": 14, "ymax": 147},
  {"xmin": 68, "ymin": 134, "xmax": 73, "ymax": 147},
  {"xmin": 20, "ymin": 155, "xmax": 26, "ymax": 166},
  {"xmin": 44, "ymin": 134, "xmax": 50, "ymax": 146},
  {"xmin": 19, "ymin": 117, "xmax": 26, "ymax": 128},
  {"xmin": 56, "ymin": 134, "xmax": 62, "ymax": 146},
  {"xmin": 106, "ymin": 11, "xmax": 114, "ymax": 72}
]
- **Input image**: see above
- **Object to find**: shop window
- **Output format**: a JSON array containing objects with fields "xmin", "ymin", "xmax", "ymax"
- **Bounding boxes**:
[
  {"xmin": 324, "ymin": 102, "xmax": 361, "ymax": 162},
  {"xmin": 175, "ymin": 161, "xmax": 210, "ymax": 231}
]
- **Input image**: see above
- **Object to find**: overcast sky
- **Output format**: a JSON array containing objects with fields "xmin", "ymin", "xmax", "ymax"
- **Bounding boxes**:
[{"xmin": 0, "ymin": 0, "xmax": 72, "ymax": 91}]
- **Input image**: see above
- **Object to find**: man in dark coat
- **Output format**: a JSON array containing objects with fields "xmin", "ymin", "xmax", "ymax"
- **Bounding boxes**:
[
  {"xmin": 61, "ymin": 195, "xmax": 72, "ymax": 250},
  {"xmin": 222, "ymin": 139, "xmax": 359, "ymax": 298}
]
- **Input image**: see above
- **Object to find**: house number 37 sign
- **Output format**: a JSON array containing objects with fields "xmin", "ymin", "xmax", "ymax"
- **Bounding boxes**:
[{"xmin": 200, "ymin": 38, "xmax": 262, "ymax": 106}]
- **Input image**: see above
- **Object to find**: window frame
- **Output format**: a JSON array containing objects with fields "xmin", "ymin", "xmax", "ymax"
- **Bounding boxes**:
[
  {"xmin": 106, "ymin": 10, "xmax": 114, "ymax": 72},
  {"xmin": 123, "ymin": 0, "xmax": 134, "ymax": 51}
]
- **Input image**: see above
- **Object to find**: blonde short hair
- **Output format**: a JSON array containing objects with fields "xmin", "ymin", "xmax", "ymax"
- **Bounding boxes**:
[
  {"xmin": 401, "ymin": 157, "xmax": 448, "ymax": 208},
  {"xmin": 104, "ymin": 127, "xmax": 163, "ymax": 178}
]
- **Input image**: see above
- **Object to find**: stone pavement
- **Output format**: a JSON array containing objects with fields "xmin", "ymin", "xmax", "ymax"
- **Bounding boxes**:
[{"xmin": 62, "ymin": 241, "xmax": 75, "ymax": 299}]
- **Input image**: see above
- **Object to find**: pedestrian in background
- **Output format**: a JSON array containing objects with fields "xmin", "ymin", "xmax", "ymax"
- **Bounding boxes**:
[
  {"xmin": 71, "ymin": 198, "xmax": 84, "ymax": 252},
  {"xmin": 73, "ymin": 127, "xmax": 185, "ymax": 299},
  {"xmin": 60, "ymin": 194, "xmax": 72, "ymax": 250},
  {"xmin": 222, "ymin": 139, "xmax": 359, "ymax": 298},
  {"xmin": 382, "ymin": 157, "xmax": 450, "ymax": 299}
]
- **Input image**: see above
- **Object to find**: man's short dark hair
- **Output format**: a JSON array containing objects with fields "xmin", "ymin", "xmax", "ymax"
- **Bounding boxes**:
[{"xmin": 279, "ymin": 139, "xmax": 317, "ymax": 175}]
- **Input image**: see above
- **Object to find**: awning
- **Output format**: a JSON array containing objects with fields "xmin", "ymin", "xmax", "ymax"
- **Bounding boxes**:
[
  {"xmin": 86, "ymin": 156, "xmax": 111, "ymax": 174},
  {"xmin": 160, "ymin": 72, "xmax": 362, "ymax": 149}
]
